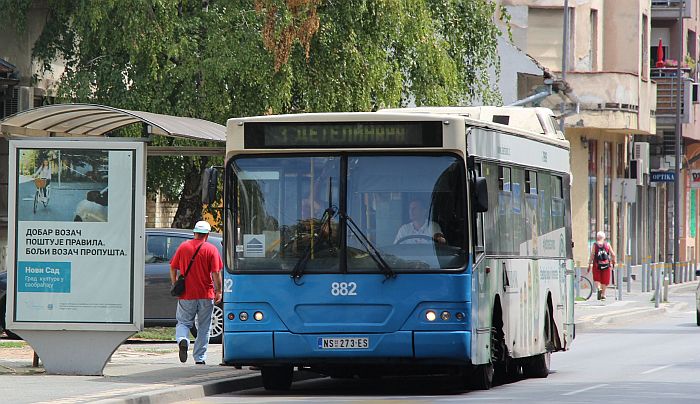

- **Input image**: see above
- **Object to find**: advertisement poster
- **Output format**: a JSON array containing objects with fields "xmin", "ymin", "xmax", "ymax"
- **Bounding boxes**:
[{"xmin": 10, "ymin": 143, "xmax": 142, "ymax": 325}]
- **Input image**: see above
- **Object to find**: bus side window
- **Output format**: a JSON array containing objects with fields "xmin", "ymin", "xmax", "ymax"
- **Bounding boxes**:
[
  {"xmin": 474, "ymin": 162, "xmax": 485, "ymax": 253},
  {"xmin": 551, "ymin": 175, "xmax": 566, "ymax": 255},
  {"xmin": 537, "ymin": 173, "xmax": 552, "ymax": 237},
  {"xmin": 511, "ymin": 167, "xmax": 525, "ymax": 255},
  {"xmin": 497, "ymin": 165, "xmax": 514, "ymax": 254},
  {"xmin": 481, "ymin": 163, "xmax": 499, "ymax": 255}
]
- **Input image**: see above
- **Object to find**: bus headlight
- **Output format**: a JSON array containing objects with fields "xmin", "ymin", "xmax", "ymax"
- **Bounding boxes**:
[
  {"xmin": 239, "ymin": 311, "xmax": 249, "ymax": 321},
  {"xmin": 227, "ymin": 313, "xmax": 235, "ymax": 320},
  {"xmin": 440, "ymin": 311, "xmax": 451, "ymax": 321},
  {"xmin": 425, "ymin": 310, "xmax": 437, "ymax": 322},
  {"xmin": 455, "ymin": 312, "xmax": 465, "ymax": 321},
  {"xmin": 253, "ymin": 311, "xmax": 264, "ymax": 321}
]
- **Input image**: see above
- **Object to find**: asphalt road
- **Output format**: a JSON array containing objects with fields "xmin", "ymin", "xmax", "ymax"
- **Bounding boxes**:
[{"xmin": 181, "ymin": 289, "xmax": 700, "ymax": 403}]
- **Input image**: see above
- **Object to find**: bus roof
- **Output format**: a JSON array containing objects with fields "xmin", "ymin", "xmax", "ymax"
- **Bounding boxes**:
[
  {"xmin": 378, "ymin": 106, "xmax": 566, "ymax": 141},
  {"xmin": 228, "ymin": 109, "xmax": 569, "ymax": 150}
]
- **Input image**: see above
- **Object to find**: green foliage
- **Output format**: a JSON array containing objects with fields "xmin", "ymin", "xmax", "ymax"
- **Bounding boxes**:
[{"xmin": 3, "ymin": 0, "xmax": 504, "ymax": 223}]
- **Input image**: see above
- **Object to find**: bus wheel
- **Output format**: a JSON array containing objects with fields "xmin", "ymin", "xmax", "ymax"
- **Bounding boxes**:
[
  {"xmin": 467, "ymin": 363, "xmax": 494, "ymax": 390},
  {"xmin": 523, "ymin": 306, "xmax": 553, "ymax": 378},
  {"xmin": 261, "ymin": 366, "xmax": 294, "ymax": 391}
]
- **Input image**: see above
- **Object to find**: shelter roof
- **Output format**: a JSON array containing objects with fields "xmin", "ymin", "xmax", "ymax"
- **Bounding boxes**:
[{"xmin": 0, "ymin": 103, "xmax": 225, "ymax": 142}]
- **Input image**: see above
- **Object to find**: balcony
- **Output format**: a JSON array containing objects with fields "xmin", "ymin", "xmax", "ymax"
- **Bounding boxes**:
[
  {"xmin": 651, "ymin": 67, "xmax": 694, "ymax": 127},
  {"xmin": 651, "ymin": 0, "xmax": 692, "ymax": 19},
  {"xmin": 553, "ymin": 72, "xmax": 656, "ymax": 134}
]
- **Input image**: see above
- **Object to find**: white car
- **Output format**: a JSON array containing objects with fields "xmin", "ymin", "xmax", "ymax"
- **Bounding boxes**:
[{"xmin": 73, "ymin": 187, "xmax": 108, "ymax": 222}]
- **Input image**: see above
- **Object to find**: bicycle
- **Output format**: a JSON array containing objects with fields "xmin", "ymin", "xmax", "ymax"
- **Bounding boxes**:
[
  {"xmin": 576, "ymin": 269, "xmax": 594, "ymax": 300},
  {"xmin": 33, "ymin": 178, "xmax": 50, "ymax": 214}
]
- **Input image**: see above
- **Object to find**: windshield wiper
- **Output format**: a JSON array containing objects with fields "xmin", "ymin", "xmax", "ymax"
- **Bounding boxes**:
[
  {"xmin": 338, "ymin": 211, "xmax": 395, "ymax": 281},
  {"xmin": 291, "ymin": 206, "xmax": 336, "ymax": 282}
]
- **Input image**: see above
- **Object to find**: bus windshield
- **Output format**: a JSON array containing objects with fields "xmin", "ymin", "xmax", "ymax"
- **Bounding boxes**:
[{"xmin": 229, "ymin": 154, "xmax": 467, "ymax": 273}]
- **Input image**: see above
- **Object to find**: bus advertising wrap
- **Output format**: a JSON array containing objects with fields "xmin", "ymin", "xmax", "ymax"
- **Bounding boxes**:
[{"xmin": 8, "ymin": 140, "xmax": 145, "ymax": 329}]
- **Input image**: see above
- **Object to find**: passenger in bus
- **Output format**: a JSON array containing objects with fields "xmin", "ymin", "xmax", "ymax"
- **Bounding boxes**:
[{"xmin": 394, "ymin": 199, "xmax": 446, "ymax": 244}]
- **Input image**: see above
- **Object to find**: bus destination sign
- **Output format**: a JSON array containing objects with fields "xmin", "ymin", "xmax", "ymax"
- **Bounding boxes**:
[{"xmin": 244, "ymin": 121, "xmax": 443, "ymax": 149}]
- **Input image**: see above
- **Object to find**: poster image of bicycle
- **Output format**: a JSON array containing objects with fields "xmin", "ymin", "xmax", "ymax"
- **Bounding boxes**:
[{"xmin": 17, "ymin": 149, "xmax": 109, "ymax": 222}]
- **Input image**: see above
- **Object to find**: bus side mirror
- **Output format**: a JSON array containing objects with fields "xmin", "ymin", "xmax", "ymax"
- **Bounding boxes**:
[
  {"xmin": 474, "ymin": 177, "xmax": 488, "ymax": 213},
  {"xmin": 201, "ymin": 167, "xmax": 219, "ymax": 205}
]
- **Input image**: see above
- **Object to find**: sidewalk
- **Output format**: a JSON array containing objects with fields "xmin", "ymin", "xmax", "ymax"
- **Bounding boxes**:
[
  {"xmin": 0, "ymin": 342, "xmax": 264, "ymax": 404},
  {"xmin": 0, "ymin": 280, "xmax": 695, "ymax": 403},
  {"xmin": 574, "ymin": 278, "xmax": 696, "ymax": 331}
]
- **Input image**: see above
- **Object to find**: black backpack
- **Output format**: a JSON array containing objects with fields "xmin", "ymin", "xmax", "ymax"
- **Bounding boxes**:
[{"xmin": 594, "ymin": 243, "xmax": 611, "ymax": 270}]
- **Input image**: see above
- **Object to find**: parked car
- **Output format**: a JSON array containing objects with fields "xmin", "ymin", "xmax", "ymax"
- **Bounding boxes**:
[
  {"xmin": 73, "ymin": 187, "xmax": 108, "ymax": 222},
  {"xmin": 143, "ymin": 228, "xmax": 224, "ymax": 343},
  {"xmin": 0, "ymin": 228, "xmax": 225, "ymax": 343}
]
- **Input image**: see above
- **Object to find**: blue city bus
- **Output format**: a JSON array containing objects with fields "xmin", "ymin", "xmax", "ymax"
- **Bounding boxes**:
[{"xmin": 221, "ymin": 108, "xmax": 575, "ymax": 390}]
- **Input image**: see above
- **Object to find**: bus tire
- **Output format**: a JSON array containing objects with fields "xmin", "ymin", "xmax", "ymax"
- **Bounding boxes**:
[
  {"xmin": 523, "ymin": 305, "xmax": 553, "ymax": 378},
  {"xmin": 696, "ymin": 309, "xmax": 700, "ymax": 326},
  {"xmin": 523, "ymin": 352, "xmax": 550, "ymax": 378},
  {"xmin": 466, "ymin": 363, "xmax": 493, "ymax": 390},
  {"xmin": 261, "ymin": 366, "xmax": 294, "ymax": 391}
]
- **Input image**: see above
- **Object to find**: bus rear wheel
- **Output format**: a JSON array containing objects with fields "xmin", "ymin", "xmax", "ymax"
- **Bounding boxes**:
[
  {"xmin": 523, "ymin": 305, "xmax": 553, "ymax": 378},
  {"xmin": 261, "ymin": 366, "xmax": 294, "ymax": 391},
  {"xmin": 467, "ymin": 363, "xmax": 494, "ymax": 390}
]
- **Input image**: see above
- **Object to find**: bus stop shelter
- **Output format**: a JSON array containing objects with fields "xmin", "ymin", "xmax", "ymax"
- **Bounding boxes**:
[{"xmin": 0, "ymin": 103, "xmax": 226, "ymax": 273}]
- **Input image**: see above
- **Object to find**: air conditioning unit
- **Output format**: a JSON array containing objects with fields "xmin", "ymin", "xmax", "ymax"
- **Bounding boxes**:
[
  {"xmin": 633, "ymin": 142, "xmax": 650, "ymax": 174},
  {"xmin": 629, "ymin": 159, "xmax": 644, "ymax": 186}
]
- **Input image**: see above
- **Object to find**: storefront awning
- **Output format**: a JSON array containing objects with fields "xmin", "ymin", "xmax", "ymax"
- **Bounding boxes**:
[{"xmin": 0, "ymin": 103, "xmax": 226, "ymax": 142}]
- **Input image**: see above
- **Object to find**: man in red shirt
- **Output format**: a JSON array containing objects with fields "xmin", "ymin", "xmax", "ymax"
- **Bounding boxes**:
[{"xmin": 170, "ymin": 221, "xmax": 223, "ymax": 364}]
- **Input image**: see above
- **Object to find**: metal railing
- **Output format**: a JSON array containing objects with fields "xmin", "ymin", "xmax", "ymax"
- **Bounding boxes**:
[{"xmin": 574, "ymin": 257, "xmax": 698, "ymax": 305}]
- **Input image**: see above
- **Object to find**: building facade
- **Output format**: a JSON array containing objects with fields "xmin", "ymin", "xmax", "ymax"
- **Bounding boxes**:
[
  {"xmin": 646, "ymin": 0, "xmax": 700, "ymax": 265},
  {"xmin": 500, "ymin": 0, "xmax": 658, "ymax": 267},
  {"xmin": 0, "ymin": 2, "xmax": 63, "ymax": 273}
]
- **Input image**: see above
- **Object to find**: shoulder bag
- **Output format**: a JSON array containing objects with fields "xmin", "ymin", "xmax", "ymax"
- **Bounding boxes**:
[{"xmin": 170, "ymin": 242, "xmax": 205, "ymax": 297}]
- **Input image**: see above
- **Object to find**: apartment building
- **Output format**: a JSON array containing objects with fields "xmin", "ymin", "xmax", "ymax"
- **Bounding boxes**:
[
  {"xmin": 500, "ymin": 0, "xmax": 658, "ymax": 266},
  {"xmin": 647, "ymin": 0, "xmax": 700, "ymax": 264}
]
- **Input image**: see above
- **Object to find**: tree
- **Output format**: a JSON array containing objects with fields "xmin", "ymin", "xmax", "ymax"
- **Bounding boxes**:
[{"xmin": 3, "ymin": 0, "xmax": 503, "ymax": 228}]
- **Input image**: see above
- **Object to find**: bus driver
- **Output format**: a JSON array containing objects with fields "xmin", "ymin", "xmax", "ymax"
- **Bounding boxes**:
[{"xmin": 394, "ymin": 199, "xmax": 446, "ymax": 244}]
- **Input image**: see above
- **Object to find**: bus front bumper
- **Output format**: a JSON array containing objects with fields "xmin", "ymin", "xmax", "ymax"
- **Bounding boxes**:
[{"xmin": 223, "ymin": 331, "xmax": 471, "ymax": 364}]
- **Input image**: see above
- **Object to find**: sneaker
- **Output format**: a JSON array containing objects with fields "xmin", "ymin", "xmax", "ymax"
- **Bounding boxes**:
[
  {"xmin": 596, "ymin": 290, "xmax": 602, "ymax": 300},
  {"xmin": 601, "ymin": 294, "xmax": 606, "ymax": 301},
  {"xmin": 178, "ymin": 339, "xmax": 188, "ymax": 363},
  {"xmin": 195, "ymin": 361, "xmax": 206, "ymax": 365}
]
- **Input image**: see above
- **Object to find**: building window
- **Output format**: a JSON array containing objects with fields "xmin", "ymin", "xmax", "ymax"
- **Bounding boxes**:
[
  {"xmin": 651, "ymin": 27, "xmax": 671, "ymax": 69},
  {"xmin": 616, "ymin": 143, "xmax": 625, "ymax": 257},
  {"xmin": 588, "ymin": 140, "xmax": 598, "ymax": 244},
  {"xmin": 642, "ymin": 14, "xmax": 649, "ymax": 79},
  {"xmin": 590, "ymin": 9, "xmax": 599, "ymax": 71}
]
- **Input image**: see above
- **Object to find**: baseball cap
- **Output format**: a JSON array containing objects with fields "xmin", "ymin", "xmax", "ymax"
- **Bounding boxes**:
[{"xmin": 193, "ymin": 220, "xmax": 211, "ymax": 234}]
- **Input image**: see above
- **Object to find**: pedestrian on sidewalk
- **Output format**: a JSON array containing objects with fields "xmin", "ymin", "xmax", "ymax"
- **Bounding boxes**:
[
  {"xmin": 170, "ymin": 221, "xmax": 223, "ymax": 365},
  {"xmin": 588, "ymin": 231, "xmax": 616, "ymax": 301}
]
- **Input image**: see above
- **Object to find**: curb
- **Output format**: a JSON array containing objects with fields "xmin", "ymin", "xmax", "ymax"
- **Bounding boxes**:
[
  {"xmin": 576, "ymin": 301, "xmax": 689, "ymax": 332},
  {"xmin": 94, "ymin": 370, "xmax": 320, "ymax": 404}
]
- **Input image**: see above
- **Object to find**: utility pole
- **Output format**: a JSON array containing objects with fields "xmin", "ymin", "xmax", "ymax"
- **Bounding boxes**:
[
  {"xmin": 672, "ymin": 0, "xmax": 683, "ymax": 295},
  {"xmin": 560, "ymin": 0, "xmax": 569, "ymax": 132}
]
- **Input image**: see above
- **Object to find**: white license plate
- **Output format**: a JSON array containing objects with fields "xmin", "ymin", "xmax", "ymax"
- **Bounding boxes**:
[{"xmin": 317, "ymin": 337, "xmax": 369, "ymax": 349}]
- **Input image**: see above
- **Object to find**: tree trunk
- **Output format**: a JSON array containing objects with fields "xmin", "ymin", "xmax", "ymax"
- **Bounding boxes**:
[{"xmin": 171, "ymin": 157, "xmax": 209, "ymax": 229}]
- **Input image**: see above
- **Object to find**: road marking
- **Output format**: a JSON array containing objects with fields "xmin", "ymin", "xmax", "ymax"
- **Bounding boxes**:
[
  {"xmin": 641, "ymin": 364, "xmax": 673, "ymax": 374},
  {"xmin": 562, "ymin": 383, "xmax": 608, "ymax": 396}
]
